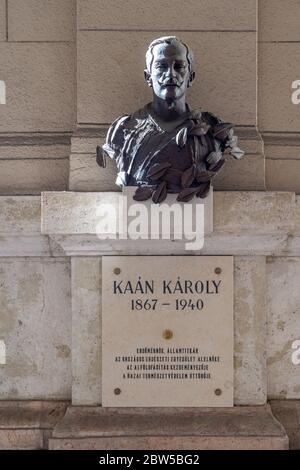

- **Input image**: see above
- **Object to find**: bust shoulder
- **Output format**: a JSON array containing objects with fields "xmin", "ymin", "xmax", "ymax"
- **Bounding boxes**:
[{"xmin": 196, "ymin": 110, "xmax": 227, "ymax": 128}]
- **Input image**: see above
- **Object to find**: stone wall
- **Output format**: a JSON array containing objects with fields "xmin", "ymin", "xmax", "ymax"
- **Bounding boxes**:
[
  {"xmin": 0, "ymin": 0, "xmax": 76, "ymax": 195},
  {"xmin": 259, "ymin": 0, "xmax": 300, "ymax": 193},
  {"xmin": 0, "ymin": 0, "xmax": 299, "ymax": 449}
]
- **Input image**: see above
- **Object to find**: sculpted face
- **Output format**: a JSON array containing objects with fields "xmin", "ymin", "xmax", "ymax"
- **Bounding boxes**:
[{"xmin": 148, "ymin": 42, "xmax": 193, "ymax": 102}]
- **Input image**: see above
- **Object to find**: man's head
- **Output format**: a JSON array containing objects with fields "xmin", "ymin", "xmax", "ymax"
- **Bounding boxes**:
[{"xmin": 144, "ymin": 36, "xmax": 195, "ymax": 102}]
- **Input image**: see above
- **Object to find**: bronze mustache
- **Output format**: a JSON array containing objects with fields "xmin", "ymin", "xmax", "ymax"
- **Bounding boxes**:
[{"xmin": 158, "ymin": 79, "xmax": 183, "ymax": 87}]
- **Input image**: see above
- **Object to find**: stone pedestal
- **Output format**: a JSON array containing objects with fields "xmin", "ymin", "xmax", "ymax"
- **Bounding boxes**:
[
  {"xmin": 49, "ymin": 405, "xmax": 288, "ymax": 450},
  {"xmin": 270, "ymin": 401, "xmax": 300, "ymax": 449},
  {"xmin": 39, "ymin": 189, "xmax": 300, "ymax": 449},
  {"xmin": 0, "ymin": 401, "xmax": 68, "ymax": 450}
]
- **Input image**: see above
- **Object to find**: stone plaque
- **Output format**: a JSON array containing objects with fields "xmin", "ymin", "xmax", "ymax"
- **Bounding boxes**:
[{"xmin": 102, "ymin": 256, "xmax": 234, "ymax": 407}]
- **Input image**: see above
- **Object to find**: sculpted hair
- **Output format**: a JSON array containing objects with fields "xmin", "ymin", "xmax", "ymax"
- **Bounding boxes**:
[{"xmin": 145, "ymin": 36, "xmax": 194, "ymax": 73}]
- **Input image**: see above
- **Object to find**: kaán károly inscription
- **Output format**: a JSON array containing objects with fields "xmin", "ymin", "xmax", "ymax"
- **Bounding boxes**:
[{"xmin": 102, "ymin": 256, "xmax": 234, "ymax": 407}]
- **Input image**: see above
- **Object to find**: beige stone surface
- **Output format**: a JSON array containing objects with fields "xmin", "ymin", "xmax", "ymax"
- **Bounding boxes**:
[
  {"xmin": 0, "ymin": 401, "xmax": 68, "ymax": 449},
  {"xmin": 0, "ymin": 234, "xmax": 58, "ymax": 257},
  {"xmin": 77, "ymin": 31, "xmax": 256, "ymax": 125},
  {"xmin": 72, "ymin": 257, "xmax": 102, "ymax": 406},
  {"xmin": 102, "ymin": 256, "xmax": 233, "ymax": 407},
  {"xmin": 50, "ymin": 405, "xmax": 288, "ymax": 450},
  {"xmin": 259, "ymin": 43, "xmax": 300, "ymax": 132},
  {"xmin": 270, "ymin": 400, "xmax": 300, "ymax": 450},
  {"xmin": 296, "ymin": 195, "xmax": 300, "ymax": 233},
  {"xmin": 50, "ymin": 435, "xmax": 288, "ymax": 450},
  {"xmin": 0, "ymin": 196, "xmax": 63, "ymax": 257},
  {"xmin": 0, "ymin": 0, "xmax": 6, "ymax": 41},
  {"xmin": 71, "ymin": 129, "xmax": 106, "ymax": 154},
  {"xmin": 0, "ymin": 134, "xmax": 71, "ymax": 159},
  {"xmin": 264, "ymin": 136, "xmax": 300, "ymax": 193},
  {"xmin": 266, "ymin": 159, "xmax": 300, "ymax": 193},
  {"xmin": 214, "ymin": 191, "xmax": 295, "ymax": 234},
  {"xmin": 41, "ymin": 191, "xmax": 299, "ymax": 257},
  {"xmin": 77, "ymin": 0, "xmax": 257, "ymax": 31},
  {"xmin": 0, "ymin": 401, "xmax": 68, "ymax": 429},
  {"xmin": 267, "ymin": 257, "xmax": 300, "ymax": 399},
  {"xmin": 42, "ymin": 190, "xmax": 213, "ymax": 236},
  {"xmin": 0, "ymin": 258, "xmax": 72, "ymax": 399},
  {"xmin": 0, "ymin": 159, "xmax": 69, "ymax": 195},
  {"xmin": 0, "ymin": 43, "xmax": 75, "ymax": 132},
  {"xmin": 234, "ymin": 257, "xmax": 267, "ymax": 405},
  {"xmin": 42, "ymin": 191, "xmax": 121, "ymax": 235},
  {"xmin": 0, "ymin": 430, "xmax": 43, "ymax": 450},
  {"xmin": 214, "ymin": 154, "xmax": 265, "ymax": 191},
  {"xmin": 69, "ymin": 153, "xmax": 119, "ymax": 192},
  {"xmin": 259, "ymin": 0, "xmax": 300, "ymax": 42},
  {"xmin": 264, "ymin": 139, "xmax": 300, "ymax": 161},
  {"xmin": 8, "ymin": 0, "xmax": 75, "ymax": 41},
  {"xmin": 0, "ymin": 144, "xmax": 70, "ymax": 160},
  {"xmin": 41, "ymin": 191, "xmax": 297, "ymax": 257},
  {"xmin": 0, "ymin": 196, "xmax": 41, "ymax": 233}
]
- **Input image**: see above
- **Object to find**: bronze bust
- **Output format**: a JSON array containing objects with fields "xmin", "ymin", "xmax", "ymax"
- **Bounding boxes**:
[{"xmin": 97, "ymin": 36, "xmax": 244, "ymax": 203}]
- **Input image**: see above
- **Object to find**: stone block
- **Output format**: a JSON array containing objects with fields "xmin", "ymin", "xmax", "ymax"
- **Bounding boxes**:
[
  {"xmin": 214, "ymin": 191, "xmax": 295, "ymax": 234},
  {"xmin": 214, "ymin": 154, "xmax": 265, "ymax": 191},
  {"xmin": 258, "ymin": 43, "xmax": 300, "ymax": 132},
  {"xmin": 41, "ymin": 191, "xmax": 298, "ymax": 257},
  {"xmin": 259, "ymin": 0, "xmax": 300, "ymax": 42},
  {"xmin": 41, "ymin": 189, "xmax": 213, "ymax": 239},
  {"xmin": 234, "ymin": 257, "xmax": 267, "ymax": 405},
  {"xmin": 0, "ymin": 159, "xmax": 69, "ymax": 195},
  {"xmin": 0, "ymin": 43, "xmax": 75, "ymax": 132},
  {"xmin": 0, "ymin": 196, "xmax": 62, "ymax": 257},
  {"xmin": 50, "ymin": 434, "xmax": 287, "ymax": 450},
  {"xmin": 8, "ymin": 0, "xmax": 75, "ymax": 41},
  {"xmin": 71, "ymin": 257, "xmax": 102, "ymax": 406},
  {"xmin": 0, "ymin": 401, "xmax": 68, "ymax": 450},
  {"xmin": 263, "ymin": 135, "xmax": 300, "ymax": 193},
  {"xmin": 0, "ymin": 430, "xmax": 43, "ymax": 450},
  {"xmin": 270, "ymin": 400, "xmax": 300, "ymax": 449},
  {"xmin": 296, "ymin": 195, "xmax": 300, "ymax": 233},
  {"xmin": 0, "ymin": 196, "xmax": 41, "ymax": 233},
  {"xmin": 77, "ymin": 0, "xmax": 257, "ymax": 31},
  {"xmin": 69, "ymin": 153, "xmax": 119, "ymax": 192},
  {"xmin": 77, "ymin": 31, "xmax": 256, "ymax": 126},
  {"xmin": 0, "ymin": 134, "xmax": 71, "ymax": 159},
  {"xmin": 0, "ymin": 0, "xmax": 6, "ymax": 41},
  {"xmin": 266, "ymin": 159, "xmax": 300, "ymax": 193},
  {"xmin": 267, "ymin": 257, "xmax": 300, "ymax": 399},
  {"xmin": 50, "ymin": 405, "xmax": 288, "ymax": 450},
  {"xmin": 41, "ymin": 191, "xmax": 120, "ymax": 235},
  {"xmin": 0, "ymin": 401, "xmax": 68, "ymax": 429},
  {"xmin": 0, "ymin": 258, "xmax": 72, "ymax": 399}
]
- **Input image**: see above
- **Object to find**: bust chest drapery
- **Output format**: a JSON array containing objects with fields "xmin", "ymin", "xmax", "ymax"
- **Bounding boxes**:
[{"xmin": 101, "ymin": 103, "xmax": 229, "ymax": 192}]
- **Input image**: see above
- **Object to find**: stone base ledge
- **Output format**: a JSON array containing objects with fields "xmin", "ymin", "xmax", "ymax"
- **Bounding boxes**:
[
  {"xmin": 40, "ymin": 191, "xmax": 300, "ymax": 256},
  {"xmin": 0, "ymin": 401, "xmax": 69, "ymax": 450},
  {"xmin": 49, "ymin": 405, "xmax": 288, "ymax": 450},
  {"xmin": 270, "ymin": 400, "xmax": 300, "ymax": 449},
  {"xmin": 1, "ymin": 191, "xmax": 299, "ymax": 257}
]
